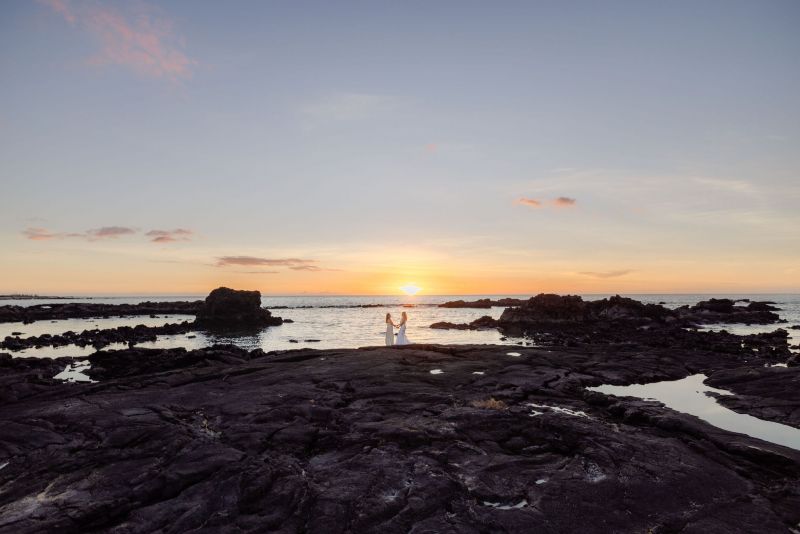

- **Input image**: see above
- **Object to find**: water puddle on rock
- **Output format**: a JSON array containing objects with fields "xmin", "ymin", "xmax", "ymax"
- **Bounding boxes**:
[
  {"xmin": 53, "ymin": 360, "xmax": 96, "ymax": 383},
  {"xmin": 526, "ymin": 403, "xmax": 590, "ymax": 418},
  {"xmin": 588, "ymin": 374, "xmax": 800, "ymax": 451},
  {"xmin": 482, "ymin": 499, "xmax": 528, "ymax": 510}
]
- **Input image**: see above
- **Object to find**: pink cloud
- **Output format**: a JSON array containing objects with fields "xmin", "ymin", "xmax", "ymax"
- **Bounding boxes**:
[
  {"xmin": 146, "ymin": 228, "xmax": 193, "ymax": 243},
  {"xmin": 553, "ymin": 197, "xmax": 577, "ymax": 208},
  {"xmin": 578, "ymin": 270, "xmax": 632, "ymax": 279},
  {"xmin": 86, "ymin": 226, "xmax": 137, "ymax": 239},
  {"xmin": 38, "ymin": 0, "xmax": 76, "ymax": 24},
  {"xmin": 39, "ymin": 0, "xmax": 194, "ymax": 81},
  {"xmin": 425, "ymin": 143, "xmax": 438, "ymax": 153},
  {"xmin": 515, "ymin": 197, "xmax": 542, "ymax": 208},
  {"xmin": 22, "ymin": 226, "xmax": 136, "ymax": 241},
  {"xmin": 22, "ymin": 227, "xmax": 64, "ymax": 241}
]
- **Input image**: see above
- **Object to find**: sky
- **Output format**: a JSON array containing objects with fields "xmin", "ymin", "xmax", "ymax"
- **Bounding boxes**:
[{"xmin": 1, "ymin": 0, "xmax": 799, "ymax": 295}]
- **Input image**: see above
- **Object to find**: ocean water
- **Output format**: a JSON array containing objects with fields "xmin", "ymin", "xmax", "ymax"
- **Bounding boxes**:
[{"xmin": 1, "ymin": 294, "xmax": 798, "ymax": 358}]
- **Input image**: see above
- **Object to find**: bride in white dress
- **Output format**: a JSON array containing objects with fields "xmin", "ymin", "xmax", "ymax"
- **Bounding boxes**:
[
  {"xmin": 385, "ymin": 313, "xmax": 396, "ymax": 346},
  {"xmin": 395, "ymin": 311, "xmax": 411, "ymax": 345}
]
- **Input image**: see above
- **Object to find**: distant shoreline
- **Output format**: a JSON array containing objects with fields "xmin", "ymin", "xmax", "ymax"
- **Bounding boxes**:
[{"xmin": 0, "ymin": 294, "xmax": 81, "ymax": 300}]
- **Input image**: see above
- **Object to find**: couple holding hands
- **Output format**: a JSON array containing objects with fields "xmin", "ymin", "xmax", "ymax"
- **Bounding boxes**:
[{"xmin": 385, "ymin": 312, "xmax": 411, "ymax": 346}]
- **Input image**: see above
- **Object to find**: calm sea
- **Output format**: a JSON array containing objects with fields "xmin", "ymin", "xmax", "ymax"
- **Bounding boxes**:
[{"xmin": 2, "ymin": 294, "xmax": 798, "ymax": 359}]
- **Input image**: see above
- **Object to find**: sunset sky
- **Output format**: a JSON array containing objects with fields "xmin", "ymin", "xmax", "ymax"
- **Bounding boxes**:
[{"xmin": 1, "ymin": 0, "xmax": 799, "ymax": 295}]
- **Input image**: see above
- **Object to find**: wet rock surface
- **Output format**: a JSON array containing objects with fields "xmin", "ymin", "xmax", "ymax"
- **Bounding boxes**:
[
  {"xmin": 194, "ymin": 287, "xmax": 282, "ymax": 328},
  {"xmin": 1, "ymin": 334, "xmax": 799, "ymax": 533},
  {"xmin": 705, "ymin": 366, "xmax": 800, "ymax": 427}
]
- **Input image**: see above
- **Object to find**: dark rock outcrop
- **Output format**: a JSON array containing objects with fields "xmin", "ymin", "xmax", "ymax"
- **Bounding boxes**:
[
  {"xmin": 0, "ymin": 339, "xmax": 799, "ymax": 533},
  {"xmin": 499, "ymin": 294, "xmax": 781, "ymax": 334},
  {"xmin": 194, "ymin": 287, "xmax": 282, "ymax": 328},
  {"xmin": 498, "ymin": 293, "xmax": 675, "ymax": 331},
  {"xmin": 439, "ymin": 298, "xmax": 526, "ymax": 309},
  {"xmin": 0, "ymin": 321, "xmax": 194, "ymax": 352},
  {"xmin": 430, "ymin": 316, "xmax": 499, "ymax": 330},
  {"xmin": 675, "ymin": 298, "xmax": 781, "ymax": 324}
]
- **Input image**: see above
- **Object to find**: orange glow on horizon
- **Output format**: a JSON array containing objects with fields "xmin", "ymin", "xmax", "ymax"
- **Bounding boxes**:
[{"xmin": 399, "ymin": 284, "xmax": 421, "ymax": 295}]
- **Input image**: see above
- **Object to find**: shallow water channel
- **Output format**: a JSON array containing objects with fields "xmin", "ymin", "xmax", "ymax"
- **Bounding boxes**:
[{"xmin": 588, "ymin": 374, "xmax": 800, "ymax": 451}]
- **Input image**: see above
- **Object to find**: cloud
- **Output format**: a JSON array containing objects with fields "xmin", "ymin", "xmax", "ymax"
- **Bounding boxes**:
[
  {"xmin": 302, "ymin": 93, "xmax": 396, "ymax": 121},
  {"xmin": 553, "ymin": 197, "xmax": 576, "ymax": 208},
  {"xmin": 22, "ymin": 226, "xmax": 135, "ymax": 241},
  {"xmin": 38, "ymin": 0, "xmax": 76, "ymax": 24},
  {"xmin": 236, "ymin": 271, "xmax": 280, "ymax": 275},
  {"xmin": 515, "ymin": 197, "xmax": 576, "ymax": 209},
  {"xmin": 425, "ymin": 143, "xmax": 438, "ymax": 153},
  {"xmin": 515, "ymin": 197, "xmax": 542, "ymax": 208},
  {"xmin": 216, "ymin": 256, "xmax": 317, "ymax": 268},
  {"xmin": 39, "ymin": 0, "xmax": 194, "ymax": 81},
  {"xmin": 22, "ymin": 227, "xmax": 73, "ymax": 241},
  {"xmin": 693, "ymin": 177, "xmax": 756, "ymax": 195},
  {"xmin": 578, "ymin": 270, "xmax": 633, "ymax": 279},
  {"xmin": 146, "ymin": 228, "xmax": 193, "ymax": 243},
  {"xmin": 86, "ymin": 226, "xmax": 137, "ymax": 239}
]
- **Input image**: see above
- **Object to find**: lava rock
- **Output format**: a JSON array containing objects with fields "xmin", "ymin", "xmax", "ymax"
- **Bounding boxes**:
[
  {"xmin": 0, "ymin": 300, "xmax": 203, "ymax": 324},
  {"xmin": 675, "ymin": 299, "xmax": 780, "ymax": 324},
  {"xmin": 430, "ymin": 316, "xmax": 499, "ymax": 330},
  {"xmin": 0, "ymin": 342, "xmax": 799, "ymax": 532},
  {"xmin": 439, "ymin": 298, "xmax": 526, "ymax": 309},
  {"xmin": 194, "ymin": 287, "xmax": 282, "ymax": 329}
]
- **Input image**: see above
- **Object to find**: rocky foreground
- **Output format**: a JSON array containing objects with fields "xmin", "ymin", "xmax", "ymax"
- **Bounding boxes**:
[{"xmin": 1, "ymin": 333, "xmax": 799, "ymax": 533}]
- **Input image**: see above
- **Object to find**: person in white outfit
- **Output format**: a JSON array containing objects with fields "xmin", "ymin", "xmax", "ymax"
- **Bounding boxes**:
[
  {"xmin": 385, "ymin": 313, "xmax": 396, "ymax": 346},
  {"xmin": 395, "ymin": 311, "xmax": 411, "ymax": 345}
]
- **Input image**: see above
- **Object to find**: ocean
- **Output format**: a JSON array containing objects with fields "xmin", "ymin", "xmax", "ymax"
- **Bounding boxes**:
[{"xmin": 2, "ymin": 294, "xmax": 799, "ymax": 359}]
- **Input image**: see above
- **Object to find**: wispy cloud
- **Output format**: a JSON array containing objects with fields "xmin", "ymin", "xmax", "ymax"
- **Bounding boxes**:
[
  {"xmin": 146, "ymin": 228, "xmax": 193, "ymax": 243},
  {"xmin": 216, "ymin": 256, "xmax": 317, "ymax": 268},
  {"xmin": 22, "ymin": 226, "xmax": 136, "ymax": 241},
  {"xmin": 22, "ymin": 227, "xmax": 80, "ymax": 241},
  {"xmin": 39, "ymin": 0, "xmax": 76, "ymax": 24},
  {"xmin": 86, "ymin": 226, "xmax": 136, "ymax": 239},
  {"xmin": 302, "ymin": 93, "xmax": 396, "ymax": 121},
  {"xmin": 289, "ymin": 265, "xmax": 322, "ymax": 271},
  {"xmin": 553, "ymin": 197, "xmax": 576, "ymax": 208},
  {"xmin": 515, "ymin": 197, "xmax": 542, "ymax": 208},
  {"xmin": 515, "ymin": 197, "xmax": 576, "ymax": 209},
  {"xmin": 289, "ymin": 265, "xmax": 342, "ymax": 272},
  {"xmin": 693, "ymin": 177, "xmax": 756, "ymax": 195},
  {"xmin": 38, "ymin": 0, "xmax": 194, "ymax": 81},
  {"xmin": 578, "ymin": 270, "xmax": 633, "ymax": 279}
]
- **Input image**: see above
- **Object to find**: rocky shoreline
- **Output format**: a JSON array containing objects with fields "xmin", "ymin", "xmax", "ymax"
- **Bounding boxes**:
[
  {"xmin": 0, "ymin": 321, "xmax": 195, "ymax": 352},
  {"xmin": 0, "ymin": 300, "xmax": 203, "ymax": 324},
  {"xmin": 1, "ymin": 325, "xmax": 799, "ymax": 532},
  {"xmin": 0, "ymin": 292, "xmax": 798, "ymax": 532}
]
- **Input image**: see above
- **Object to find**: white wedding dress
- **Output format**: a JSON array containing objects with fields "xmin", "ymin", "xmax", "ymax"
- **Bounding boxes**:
[
  {"xmin": 396, "ymin": 323, "xmax": 411, "ymax": 345},
  {"xmin": 385, "ymin": 322, "xmax": 394, "ymax": 346}
]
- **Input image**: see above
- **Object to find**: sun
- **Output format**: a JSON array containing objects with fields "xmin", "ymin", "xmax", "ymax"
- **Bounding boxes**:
[{"xmin": 400, "ymin": 284, "xmax": 421, "ymax": 296}]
